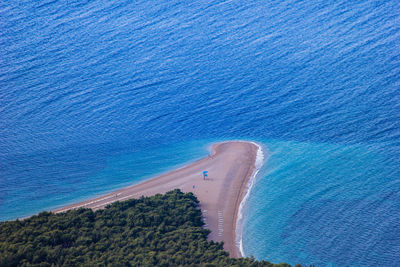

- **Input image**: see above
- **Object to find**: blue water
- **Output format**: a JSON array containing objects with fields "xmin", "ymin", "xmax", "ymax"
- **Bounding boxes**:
[
  {"xmin": 1, "ymin": 0, "xmax": 399, "ymax": 266},
  {"xmin": 242, "ymin": 141, "xmax": 400, "ymax": 266}
]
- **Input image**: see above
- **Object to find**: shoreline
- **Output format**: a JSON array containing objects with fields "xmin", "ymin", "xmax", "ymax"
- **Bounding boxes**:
[
  {"xmin": 54, "ymin": 141, "xmax": 260, "ymax": 257},
  {"xmin": 235, "ymin": 142, "xmax": 264, "ymax": 257}
]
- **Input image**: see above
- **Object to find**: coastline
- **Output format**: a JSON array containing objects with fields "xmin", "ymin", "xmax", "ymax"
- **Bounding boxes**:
[
  {"xmin": 54, "ymin": 141, "xmax": 260, "ymax": 257},
  {"xmin": 235, "ymin": 142, "xmax": 264, "ymax": 257}
]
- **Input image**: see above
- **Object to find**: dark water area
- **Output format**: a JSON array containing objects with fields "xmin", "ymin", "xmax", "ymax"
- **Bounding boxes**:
[{"xmin": 1, "ymin": 0, "xmax": 399, "ymax": 266}]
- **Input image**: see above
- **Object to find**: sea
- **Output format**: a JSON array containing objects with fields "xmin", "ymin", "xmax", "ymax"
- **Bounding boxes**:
[{"xmin": 1, "ymin": 0, "xmax": 399, "ymax": 266}]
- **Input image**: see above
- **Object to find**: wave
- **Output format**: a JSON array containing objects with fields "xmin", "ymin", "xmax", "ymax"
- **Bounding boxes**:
[{"xmin": 236, "ymin": 141, "xmax": 266, "ymax": 257}]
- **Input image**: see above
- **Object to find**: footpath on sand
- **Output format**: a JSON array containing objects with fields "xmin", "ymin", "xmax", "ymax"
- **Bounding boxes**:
[{"xmin": 54, "ymin": 141, "xmax": 259, "ymax": 257}]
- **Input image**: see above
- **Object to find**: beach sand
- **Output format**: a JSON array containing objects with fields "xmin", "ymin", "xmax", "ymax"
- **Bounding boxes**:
[{"xmin": 54, "ymin": 141, "xmax": 259, "ymax": 257}]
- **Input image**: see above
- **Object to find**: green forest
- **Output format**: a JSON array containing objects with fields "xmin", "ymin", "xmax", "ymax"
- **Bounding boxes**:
[{"xmin": 0, "ymin": 190, "xmax": 293, "ymax": 267}]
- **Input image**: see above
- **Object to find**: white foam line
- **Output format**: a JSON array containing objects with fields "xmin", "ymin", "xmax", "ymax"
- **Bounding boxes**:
[{"xmin": 236, "ymin": 141, "xmax": 265, "ymax": 257}]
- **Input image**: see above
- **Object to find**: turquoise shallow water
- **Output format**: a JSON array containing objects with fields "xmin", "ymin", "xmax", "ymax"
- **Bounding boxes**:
[
  {"xmin": 0, "ymin": 140, "xmax": 212, "ymax": 220},
  {"xmin": 242, "ymin": 140, "xmax": 400, "ymax": 266},
  {"xmin": 1, "ymin": 0, "xmax": 399, "ymax": 266}
]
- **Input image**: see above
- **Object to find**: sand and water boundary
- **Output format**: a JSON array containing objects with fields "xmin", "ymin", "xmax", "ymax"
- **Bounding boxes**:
[{"xmin": 54, "ymin": 141, "xmax": 264, "ymax": 257}]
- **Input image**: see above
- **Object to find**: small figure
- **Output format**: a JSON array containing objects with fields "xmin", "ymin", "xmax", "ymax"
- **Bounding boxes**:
[{"xmin": 202, "ymin": 171, "xmax": 208, "ymax": 180}]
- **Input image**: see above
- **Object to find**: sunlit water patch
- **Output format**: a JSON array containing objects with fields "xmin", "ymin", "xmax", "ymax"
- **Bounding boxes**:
[
  {"xmin": 1, "ymin": 0, "xmax": 399, "ymax": 265},
  {"xmin": 242, "ymin": 140, "xmax": 400, "ymax": 266}
]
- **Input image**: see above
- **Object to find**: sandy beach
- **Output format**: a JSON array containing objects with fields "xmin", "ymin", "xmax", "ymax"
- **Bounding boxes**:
[{"xmin": 54, "ymin": 141, "xmax": 259, "ymax": 257}]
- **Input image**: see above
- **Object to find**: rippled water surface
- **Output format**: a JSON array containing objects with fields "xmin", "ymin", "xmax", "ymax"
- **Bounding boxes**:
[{"xmin": 1, "ymin": 0, "xmax": 399, "ymax": 266}]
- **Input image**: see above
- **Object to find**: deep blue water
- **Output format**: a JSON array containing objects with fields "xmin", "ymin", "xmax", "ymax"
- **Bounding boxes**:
[{"xmin": 1, "ymin": 0, "xmax": 399, "ymax": 266}]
